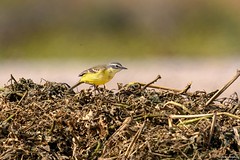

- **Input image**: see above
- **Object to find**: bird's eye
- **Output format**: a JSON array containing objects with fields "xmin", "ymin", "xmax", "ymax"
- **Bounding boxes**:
[{"xmin": 116, "ymin": 64, "xmax": 122, "ymax": 68}]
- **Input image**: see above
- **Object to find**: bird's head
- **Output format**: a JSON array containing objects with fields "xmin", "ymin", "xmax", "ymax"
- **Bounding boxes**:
[{"xmin": 107, "ymin": 62, "xmax": 127, "ymax": 73}]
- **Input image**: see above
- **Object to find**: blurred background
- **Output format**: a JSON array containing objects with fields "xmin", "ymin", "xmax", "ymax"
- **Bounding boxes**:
[{"xmin": 1, "ymin": 0, "xmax": 240, "ymax": 95}]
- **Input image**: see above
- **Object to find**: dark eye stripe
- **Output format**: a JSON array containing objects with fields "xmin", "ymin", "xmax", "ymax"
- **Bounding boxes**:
[{"xmin": 109, "ymin": 62, "xmax": 123, "ymax": 68}]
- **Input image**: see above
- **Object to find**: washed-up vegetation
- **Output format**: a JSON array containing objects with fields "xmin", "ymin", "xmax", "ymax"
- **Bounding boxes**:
[{"xmin": 0, "ymin": 72, "xmax": 240, "ymax": 159}]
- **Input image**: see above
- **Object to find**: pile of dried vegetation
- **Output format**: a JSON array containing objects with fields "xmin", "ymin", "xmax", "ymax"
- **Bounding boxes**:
[{"xmin": 1, "ymin": 72, "xmax": 240, "ymax": 159}]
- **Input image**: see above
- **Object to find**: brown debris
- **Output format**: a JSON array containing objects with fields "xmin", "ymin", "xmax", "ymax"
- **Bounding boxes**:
[{"xmin": 0, "ymin": 72, "xmax": 240, "ymax": 159}]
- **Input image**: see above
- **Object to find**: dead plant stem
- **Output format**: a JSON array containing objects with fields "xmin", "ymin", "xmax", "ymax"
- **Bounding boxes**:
[{"xmin": 205, "ymin": 70, "xmax": 240, "ymax": 106}]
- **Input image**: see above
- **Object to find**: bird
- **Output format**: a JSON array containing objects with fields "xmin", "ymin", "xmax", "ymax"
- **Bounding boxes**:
[{"xmin": 68, "ymin": 62, "xmax": 127, "ymax": 91}]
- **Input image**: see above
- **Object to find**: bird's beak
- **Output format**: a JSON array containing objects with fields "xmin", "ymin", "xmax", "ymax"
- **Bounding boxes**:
[{"xmin": 121, "ymin": 66, "xmax": 127, "ymax": 70}]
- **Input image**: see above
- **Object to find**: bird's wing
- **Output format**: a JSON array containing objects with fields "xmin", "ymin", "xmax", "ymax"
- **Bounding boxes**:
[{"xmin": 78, "ymin": 65, "xmax": 106, "ymax": 77}]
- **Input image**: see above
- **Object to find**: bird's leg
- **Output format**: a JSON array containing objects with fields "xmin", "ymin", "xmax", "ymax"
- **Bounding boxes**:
[
  {"xmin": 93, "ymin": 85, "xmax": 101, "ymax": 94},
  {"xmin": 103, "ymin": 85, "xmax": 107, "ymax": 94}
]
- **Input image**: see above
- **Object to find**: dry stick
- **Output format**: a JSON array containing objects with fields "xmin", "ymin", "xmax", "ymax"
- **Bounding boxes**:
[
  {"xmin": 125, "ymin": 120, "xmax": 146, "ymax": 158},
  {"xmin": 177, "ymin": 117, "xmax": 209, "ymax": 126},
  {"xmin": 141, "ymin": 75, "xmax": 161, "ymax": 90},
  {"xmin": 170, "ymin": 112, "xmax": 240, "ymax": 120},
  {"xmin": 72, "ymin": 137, "xmax": 78, "ymax": 160},
  {"xmin": 164, "ymin": 101, "xmax": 193, "ymax": 114},
  {"xmin": 91, "ymin": 141, "xmax": 101, "ymax": 158},
  {"xmin": 48, "ymin": 120, "xmax": 56, "ymax": 135},
  {"xmin": 102, "ymin": 117, "xmax": 132, "ymax": 155},
  {"xmin": 219, "ymin": 112, "xmax": 240, "ymax": 119},
  {"xmin": 139, "ymin": 82, "xmax": 194, "ymax": 95},
  {"xmin": 9, "ymin": 74, "xmax": 18, "ymax": 91},
  {"xmin": 168, "ymin": 114, "xmax": 213, "ymax": 129},
  {"xmin": 178, "ymin": 149, "xmax": 189, "ymax": 159},
  {"xmin": 17, "ymin": 91, "xmax": 28, "ymax": 105},
  {"xmin": 36, "ymin": 147, "xmax": 59, "ymax": 159},
  {"xmin": 233, "ymin": 127, "xmax": 240, "ymax": 146},
  {"xmin": 3, "ymin": 112, "xmax": 18, "ymax": 124},
  {"xmin": 170, "ymin": 114, "xmax": 213, "ymax": 119},
  {"xmin": 168, "ymin": 116, "xmax": 173, "ymax": 129},
  {"xmin": 71, "ymin": 131, "xmax": 81, "ymax": 147},
  {"xmin": 205, "ymin": 70, "xmax": 240, "ymax": 106},
  {"xmin": 230, "ymin": 102, "xmax": 240, "ymax": 114},
  {"xmin": 46, "ymin": 114, "xmax": 55, "ymax": 135},
  {"xmin": 10, "ymin": 74, "xmax": 18, "ymax": 84},
  {"xmin": 140, "ymin": 83, "xmax": 182, "ymax": 93},
  {"xmin": 178, "ymin": 82, "xmax": 192, "ymax": 94},
  {"xmin": 208, "ymin": 111, "xmax": 217, "ymax": 146}
]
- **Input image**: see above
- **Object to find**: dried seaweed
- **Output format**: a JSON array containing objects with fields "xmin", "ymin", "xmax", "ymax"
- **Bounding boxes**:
[{"xmin": 0, "ymin": 72, "xmax": 240, "ymax": 160}]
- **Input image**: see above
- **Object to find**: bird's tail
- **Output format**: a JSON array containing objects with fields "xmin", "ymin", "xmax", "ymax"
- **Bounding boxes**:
[{"xmin": 68, "ymin": 81, "xmax": 83, "ymax": 92}]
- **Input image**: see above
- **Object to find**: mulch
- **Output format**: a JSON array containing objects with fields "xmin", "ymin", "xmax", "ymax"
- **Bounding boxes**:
[{"xmin": 0, "ymin": 73, "xmax": 240, "ymax": 160}]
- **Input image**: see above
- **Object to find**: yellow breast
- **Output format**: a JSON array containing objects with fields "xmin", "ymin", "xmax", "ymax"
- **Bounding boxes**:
[{"xmin": 80, "ymin": 69, "xmax": 116, "ymax": 85}]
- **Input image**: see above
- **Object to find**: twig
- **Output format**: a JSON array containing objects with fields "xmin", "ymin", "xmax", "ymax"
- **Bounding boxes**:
[
  {"xmin": 233, "ymin": 127, "xmax": 240, "ymax": 146},
  {"xmin": 102, "ymin": 117, "xmax": 132, "ymax": 155},
  {"xmin": 10, "ymin": 74, "xmax": 18, "ymax": 84},
  {"xmin": 72, "ymin": 136, "xmax": 78, "ymax": 160},
  {"xmin": 169, "ymin": 112, "xmax": 240, "ymax": 127},
  {"xmin": 148, "ymin": 151, "xmax": 172, "ymax": 158},
  {"xmin": 9, "ymin": 74, "xmax": 18, "ymax": 91},
  {"xmin": 125, "ymin": 120, "xmax": 146, "ymax": 158},
  {"xmin": 139, "ymin": 83, "xmax": 178, "ymax": 91},
  {"xmin": 178, "ymin": 149, "xmax": 190, "ymax": 159},
  {"xmin": 178, "ymin": 82, "xmax": 192, "ymax": 94},
  {"xmin": 219, "ymin": 112, "xmax": 240, "ymax": 120},
  {"xmin": 72, "ymin": 132, "xmax": 81, "ymax": 147},
  {"xmin": 133, "ymin": 113, "xmax": 164, "ymax": 121},
  {"xmin": 170, "ymin": 113, "xmax": 213, "ymax": 119},
  {"xmin": 17, "ymin": 91, "xmax": 28, "ymax": 105},
  {"xmin": 91, "ymin": 141, "xmax": 101, "ymax": 158},
  {"xmin": 48, "ymin": 119, "xmax": 56, "ymax": 135},
  {"xmin": 205, "ymin": 70, "xmax": 240, "ymax": 106},
  {"xmin": 3, "ymin": 112, "xmax": 18, "ymax": 124},
  {"xmin": 168, "ymin": 116, "xmax": 173, "ymax": 129},
  {"xmin": 230, "ymin": 101, "xmax": 240, "ymax": 114},
  {"xmin": 164, "ymin": 101, "xmax": 193, "ymax": 114},
  {"xmin": 168, "ymin": 114, "xmax": 212, "ymax": 129},
  {"xmin": 208, "ymin": 111, "xmax": 217, "ymax": 146},
  {"xmin": 141, "ymin": 75, "xmax": 161, "ymax": 90},
  {"xmin": 177, "ymin": 117, "xmax": 209, "ymax": 126},
  {"xmin": 37, "ymin": 146, "xmax": 58, "ymax": 159},
  {"xmin": 138, "ymin": 83, "xmax": 194, "ymax": 95}
]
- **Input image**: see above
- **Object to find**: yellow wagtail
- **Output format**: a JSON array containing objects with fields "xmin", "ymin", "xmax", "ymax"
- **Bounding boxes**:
[{"xmin": 69, "ymin": 62, "xmax": 127, "ymax": 91}]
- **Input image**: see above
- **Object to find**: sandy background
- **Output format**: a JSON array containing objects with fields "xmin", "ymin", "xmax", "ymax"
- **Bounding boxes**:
[{"xmin": 1, "ymin": 58, "xmax": 240, "ymax": 97}]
